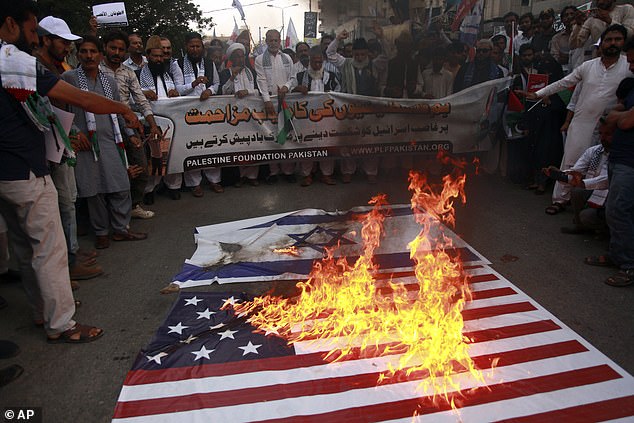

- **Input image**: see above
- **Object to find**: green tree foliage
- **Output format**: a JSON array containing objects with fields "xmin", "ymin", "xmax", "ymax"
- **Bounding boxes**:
[{"xmin": 36, "ymin": 0, "xmax": 213, "ymax": 52}]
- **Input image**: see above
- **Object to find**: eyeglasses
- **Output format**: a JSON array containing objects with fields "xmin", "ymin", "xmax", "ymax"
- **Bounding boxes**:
[{"xmin": 476, "ymin": 48, "xmax": 491, "ymax": 53}]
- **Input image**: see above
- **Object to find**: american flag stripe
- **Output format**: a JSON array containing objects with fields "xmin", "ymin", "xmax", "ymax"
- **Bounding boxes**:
[
  {"xmin": 120, "ymin": 319, "xmax": 566, "ymax": 402},
  {"xmin": 115, "ymin": 255, "xmax": 634, "ymax": 421},
  {"xmin": 118, "ymin": 320, "xmax": 572, "ymax": 404},
  {"xmin": 383, "ymin": 387, "xmax": 634, "ymax": 422},
  {"xmin": 493, "ymin": 395, "xmax": 634, "ymax": 423},
  {"xmin": 114, "ymin": 340, "xmax": 591, "ymax": 419},
  {"xmin": 114, "ymin": 358, "xmax": 628, "ymax": 422},
  {"xmin": 252, "ymin": 365, "xmax": 623, "ymax": 423}
]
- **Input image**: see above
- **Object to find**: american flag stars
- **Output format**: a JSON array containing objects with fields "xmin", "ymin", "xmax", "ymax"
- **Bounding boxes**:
[{"xmin": 141, "ymin": 293, "xmax": 283, "ymax": 369}]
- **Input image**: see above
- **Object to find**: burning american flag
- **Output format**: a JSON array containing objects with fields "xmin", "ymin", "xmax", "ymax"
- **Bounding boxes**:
[{"xmin": 114, "ymin": 170, "xmax": 634, "ymax": 421}]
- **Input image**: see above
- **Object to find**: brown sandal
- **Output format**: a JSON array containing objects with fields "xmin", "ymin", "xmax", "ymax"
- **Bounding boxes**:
[
  {"xmin": 584, "ymin": 255, "xmax": 617, "ymax": 268},
  {"xmin": 47, "ymin": 323, "xmax": 103, "ymax": 344}
]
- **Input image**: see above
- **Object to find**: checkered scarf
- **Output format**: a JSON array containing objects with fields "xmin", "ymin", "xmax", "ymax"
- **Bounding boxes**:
[
  {"xmin": 139, "ymin": 65, "xmax": 175, "ymax": 94},
  {"xmin": 182, "ymin": 55, "xmax": 204, "ymax": 87},
  {"xmin": 76, "ymin": 66, "xmax": 126, "ymax": 165},
  {"xmin": 587, "ymin": 145, "xmax": 604, "ymax": 175}
]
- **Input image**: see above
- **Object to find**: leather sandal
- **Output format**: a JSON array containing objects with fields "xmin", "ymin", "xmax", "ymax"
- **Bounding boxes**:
[
  {"xmin": 47, "ymin": 323, "xmax": 103, "ymax": 344},
  {"xmin": 545, "ymin": 202, "xmax": 566, "ymax": 215},
  {"xmin": 605, "ymin": 269, "xmax": 634, "ymax": 287},
  {"xmin": 584, "ymin": 255, "xmax": 617, "ymax": 268}
]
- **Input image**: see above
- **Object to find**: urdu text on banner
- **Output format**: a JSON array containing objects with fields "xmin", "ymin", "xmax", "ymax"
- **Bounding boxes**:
[{"xmin": 150, "ymin": 78, "xmax": 511, "ymax": 174}]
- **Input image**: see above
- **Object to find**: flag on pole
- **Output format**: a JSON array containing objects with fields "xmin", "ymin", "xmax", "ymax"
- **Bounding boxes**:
[
  {"xmin": 507, "ymin": 90, "xmax": 525, "ymax": 113},
  {"xmin": 113, "ymin": 207, "xmax": 634, "ymax": 422},
  {"xmin": 232, "ymin": 0, "xmax": 245, "ymax": 20},
  {"xmin": 230, "ymin": 16, "xmax": 239, "ymax": 43},
  {"xmin": 451, "ymin": 0, "xmax": 478, "ymax": 31},
  {"xmin": 458, "ymin": 0, "xmax": 483, "ymax": 46},
  {"xmin": 276, "ymin": 97, "xmax": 295, "ymax": 145},
  {"xmin": 285, "ymin": 17, "xmax": 299, "ymax": 48}
]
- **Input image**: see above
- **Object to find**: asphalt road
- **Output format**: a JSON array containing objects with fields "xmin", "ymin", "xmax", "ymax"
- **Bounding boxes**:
[{"xmin": 0, "ymin": 169, "xmax": 632, "ymax": 422}]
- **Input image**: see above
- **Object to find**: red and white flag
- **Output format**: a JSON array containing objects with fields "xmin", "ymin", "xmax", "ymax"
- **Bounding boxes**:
[
  {"xmin": 112, "ymin": 209, "xmax": 634, "ymax": 422},
  {"xmin": 230, "ymin": 17, "xmax": 240, "ymax": 43},
  {"xmin": 285, "ymin": 17, "xmax": 299, "ymax": 49}
]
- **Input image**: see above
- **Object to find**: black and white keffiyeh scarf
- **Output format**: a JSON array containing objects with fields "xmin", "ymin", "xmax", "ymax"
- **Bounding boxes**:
[
  {"xmin": 76, "ymin": 66, "xmax": 126, "ymax": 166},
  {"xmin": 139, "ymin": 65, "xmax": 175, "ymax": 94},
  {"xmin": 261, "ymin": 49, "xmax": 291, "ymax": 69},
  {"xmin": 182, "ymin": 55, "xmax": 205, "ymax": 87}
]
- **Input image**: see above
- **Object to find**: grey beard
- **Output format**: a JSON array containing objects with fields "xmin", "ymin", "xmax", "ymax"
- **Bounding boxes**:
[{"xmin": 308, "ymin": 67, "xmax": 324, "ymax": 80}]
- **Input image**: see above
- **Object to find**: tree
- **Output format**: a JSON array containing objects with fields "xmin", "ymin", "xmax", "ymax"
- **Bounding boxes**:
[
  {"xmin": 36, "ymin": 0, "xmax": 213, "ymax": 52},
  {"xmin": 127, "ymin": 0, "xmax": 213, "ymax": 50}
]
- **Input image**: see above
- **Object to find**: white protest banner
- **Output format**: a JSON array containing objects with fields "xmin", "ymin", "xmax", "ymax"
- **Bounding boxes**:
[
  {"xmin": 149, "ymin": 78, "xmax": 511, "ymax": 174},
  {"xmin": 93, "ymin": 2, "xmax": 128, "ymax": 27}
]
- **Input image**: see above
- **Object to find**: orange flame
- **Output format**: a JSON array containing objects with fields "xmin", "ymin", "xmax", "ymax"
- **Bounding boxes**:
[
  {"xmin": 233, "ymin": 167, "xmax": 482, "ymax": 404},
  {"xmin": 273, "ymin": 246, "xmax": 301, "ymax": 256}
]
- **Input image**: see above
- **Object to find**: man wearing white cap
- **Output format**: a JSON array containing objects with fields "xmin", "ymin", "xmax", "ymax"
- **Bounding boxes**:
[
  {"xmin": 36, "ymin": 16, "xmax": 79, "ymax": 75},
  {"xmin": 36, "ymin": 17, "xmax": 104, "ymax": 282},
  {"xmin": 219, "ymin": 42, "xmax": 260, "ymax": 186}
]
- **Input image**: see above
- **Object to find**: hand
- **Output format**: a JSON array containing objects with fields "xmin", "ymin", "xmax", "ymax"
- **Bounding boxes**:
[
  {"xmin": 89, "ymin": 16, "xmax": 98, "ymax": 35},
  {"xmin": 369, "ymin": 22, "xmax": 383, "ymax": 38},
  {"xmin": 231, "ymin": 66, "xmax": 243, "ymax": 78},
  {"xmin": 560, "ymin": 120, "xmax": 571, "ymax": 132},
  {"xmin": 595, "ymin": 9, "xmax": 612, "ymax": 24},
  {"xmin": 149, "ymin": 125, "xmax": 162, "ymax": 142},
  {"xmin": 129, "ymin": 135, "xmax": 142, "ymax": 149},
  {"xmin": 574, "ymin": 10, "xmax": 587, "ymax": 26},
  {"xmin": 542, "ymin": 165, "xmax": 559, "ymax": 177},
  {"xmin": 568, "ymin": 170, "xmax": 584, "ymax": 187},
  {"xmin": 122, "ymin": 110, "xmax": 143, "ymax": 134},
  {"xmin": 127, "ymin": 165, "xmax": 144, "ymax": 179},
  {"xmin": 542, "ymin": 96, "xmax": 551, "ymax": 106},
  {"xmin": 294, "ymin": 85, "xmax": 308, "ymax": 95},
  {"xmin": 192, "ymin": 76, "xmax": 209, "ymax": 88},
  {"xmin": 337, "ymin": 30, "xmax": 349, "ymax": 41},
  {"xmin": 70, "ymin": 131, "xmax": 91, "ymax": 151},
  {"xmin": 515, "ymin": 89, "xmax": 538, "ymax": 101},
  {"xmin": 236, "ymin": 89, "xmax": 249, "ymax": 99},
  {"xmin": 277, "ymin": 86, "xmax": 288, "ymax": 101},
  {"xmin": 199, "ymin": 89, "xmax": 212, "ymax": 101},
  {"xmin": 143, "ymin": 90, "xmax": 158, "ymax": 101},
  {"xmin": 264, "ymin": 101, "xmax": 276, "ymax": 116}
]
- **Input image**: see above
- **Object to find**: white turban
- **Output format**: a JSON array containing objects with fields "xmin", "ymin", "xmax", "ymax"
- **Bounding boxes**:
[{"xmin": 226, "ymin": 42, "xmax": 246, "ymax": 59}]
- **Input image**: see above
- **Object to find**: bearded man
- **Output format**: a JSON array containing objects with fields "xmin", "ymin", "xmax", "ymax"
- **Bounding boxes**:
[
  {"xmin": 327, "ymin": 30, "xmax": 380, "ymax": 183},
  {"xmin": 524, "ymin": 25, "xmax": 631, "ymax": 215},
  {"xmin": 220, "ymin": 42, "xmax": 260, "ymax": 187}
]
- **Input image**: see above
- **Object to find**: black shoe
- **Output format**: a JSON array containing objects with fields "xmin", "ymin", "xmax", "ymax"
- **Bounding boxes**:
[
  {"xmin": 0, "ymin": 340, "xmax": 19, "ymax": 359},
  {"xmin": 0, "ymin": 270, "xmax": 21, "ymax": 284},
  {"xmin": 168, "ymin": 189, "xmax": 181, "ymax": 200},
  {"xmin": 266, "ymin": 175, "xmax": 278, "ymax": 185},
  {"xmin": 284, "ymin": 174, "xmax": 297, "ymax": 183},
  {"xmin": 143, "ymin": 192, "xmax": 155, "ymax": 205},
  {"xmin": 0, "ymin": 364, "xmax": 24, "ymax": 387}
]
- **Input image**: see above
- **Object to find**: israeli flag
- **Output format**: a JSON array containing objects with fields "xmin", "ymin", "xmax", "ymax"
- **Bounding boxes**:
[{"xmin": 172, "ymin": 205, "xmax": 489, "ymax": 287}]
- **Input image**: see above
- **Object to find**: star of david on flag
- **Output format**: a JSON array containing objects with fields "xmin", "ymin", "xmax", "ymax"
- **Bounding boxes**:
[{"xmin": 170, "ymin": 205, "xmax": 489, "ymax": 287}]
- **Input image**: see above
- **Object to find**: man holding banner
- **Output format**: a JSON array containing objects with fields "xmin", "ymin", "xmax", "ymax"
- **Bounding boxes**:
[
  {"xmin": 219, "ymin": 42, "xmax": 260, "ymax": 187},
  {"xmin": 255, "ymin": 29, "xmax": 296, "ymax": 183}
]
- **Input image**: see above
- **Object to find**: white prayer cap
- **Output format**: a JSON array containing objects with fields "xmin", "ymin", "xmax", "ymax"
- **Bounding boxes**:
[
  {"xmin": 226, "ymin": 43, "xmax": 246, "ymax": 59},
  {"xmin": 37, "ymin": 16, "xmax": 81, "ymax": 41}
]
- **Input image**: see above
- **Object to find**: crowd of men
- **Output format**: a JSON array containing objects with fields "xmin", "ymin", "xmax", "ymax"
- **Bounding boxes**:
[{"xmin": 0, "ymin": 0, "xmax": 633, "ymax": 388}]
